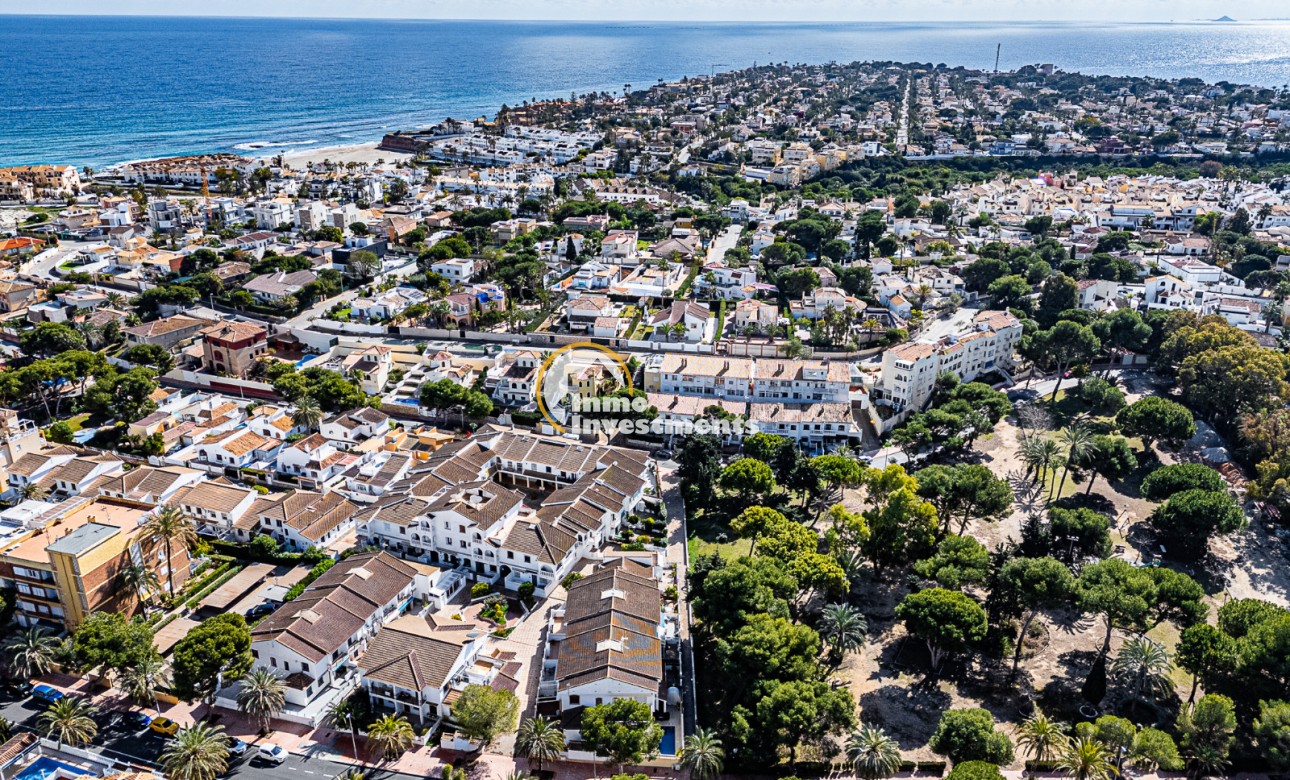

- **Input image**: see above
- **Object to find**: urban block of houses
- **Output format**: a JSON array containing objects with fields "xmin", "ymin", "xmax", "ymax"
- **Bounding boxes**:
[{"xmin": 356, "ymin": 428, "xmax": 652, "ymax": 596}]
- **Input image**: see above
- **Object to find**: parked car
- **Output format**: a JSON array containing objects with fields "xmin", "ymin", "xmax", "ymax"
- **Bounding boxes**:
[
  {"xmin": 150, "ymin": 716, "xmax": 180, "ymax": 736},
  {"xmin": 227, "ymin": 738, "xmax": 250, "ymax": 756},
  {"xmin": 31, "ymin": 684, "xmax": 65, "ymax": 705},
  {"xmin": 244, "ymin": 601, "xmax": 277, "ymax": 621},
  {"xmin": 122, "ymin": 711, "xmax": 153, "ymax": 731},
  {"xmin": 257, "ymin": 744, "xmax": 288, "ymax": 764}
]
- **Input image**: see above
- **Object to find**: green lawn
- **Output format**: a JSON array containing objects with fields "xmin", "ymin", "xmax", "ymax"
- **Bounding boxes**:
[
  {"xmin": 687, "ymin": 535, "xmax": 748, "ymax": 561},
  {"xmin": 64, "ymin": 413, "xmax": 91, "ymax": 432}
]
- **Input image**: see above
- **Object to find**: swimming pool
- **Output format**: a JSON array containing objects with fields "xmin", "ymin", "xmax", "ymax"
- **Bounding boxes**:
[
  {"xmin": 658, "ymin": 725, "xmax": 677, "ymax": 756},
  {"xmin": 11, "ymin": 756, "xmax": 92, "ymax": 780}
]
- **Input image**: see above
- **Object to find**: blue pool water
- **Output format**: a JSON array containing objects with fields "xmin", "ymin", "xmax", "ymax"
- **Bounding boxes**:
[
  {"xmin": 12, "ymin": 757, "xmax": 92, "ymax": 780},
  {"xmin": 659, "ymin": 726, "xmax": 677, "ymax": 756}
]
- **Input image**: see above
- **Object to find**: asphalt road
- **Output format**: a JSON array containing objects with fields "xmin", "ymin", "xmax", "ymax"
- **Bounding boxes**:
[
  {"xmin": 706, "ymin": 223, "xmax": 742, "ymax": 264},
  {"xmin": 0, "ymin": 689, "xmax": 423, "ymax": 780}
]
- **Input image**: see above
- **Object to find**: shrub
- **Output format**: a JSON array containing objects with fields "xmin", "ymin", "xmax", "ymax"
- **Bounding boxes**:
[
  {"xmin": 285, "ymin": 558, "xmax": 336, "ymax": 601},
  {"xmin": 471, "ymin": 582, "xmax": 492, "ymax": 598},
  {"xmin": 1140, "ymin": 463, "xmax": 1227, "ymax": 501},
  {"xmin": 930, "ymin": 709, "xmax": 1014, "ymax": 765},
  {"xmin": 46, "ymin": 421, "xmax": 75, "ymax": 444},
  {"xmin": 517, "ymin": 582, "xmax": 535, "ymax": 602},
  {"xmin": 250, "ymin": 534, "xmax": 280, "ymax": 560},
  {"xmin": 945, "ymin": 762, "xmax": 1004, "ymax": 780},
  {"xmin": 562, "ymin": 572, "xmax": 584, "ymax": 589}
]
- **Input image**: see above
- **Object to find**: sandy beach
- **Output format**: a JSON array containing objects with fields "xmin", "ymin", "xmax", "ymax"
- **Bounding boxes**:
[{"xmin": 271, "ymin": 142, "xmax": 413, "ymax": 170}]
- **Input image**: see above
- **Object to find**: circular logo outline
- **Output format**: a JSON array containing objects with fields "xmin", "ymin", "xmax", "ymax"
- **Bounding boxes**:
[{"xmin": 534, "ymin": 342, "xmax": 634, "ymax": 434}]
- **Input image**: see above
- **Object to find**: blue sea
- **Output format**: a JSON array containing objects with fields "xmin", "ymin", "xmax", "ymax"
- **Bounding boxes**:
[{"xmin": 4, "ymin": 15, "xmax": 1290, "ymax": 168}]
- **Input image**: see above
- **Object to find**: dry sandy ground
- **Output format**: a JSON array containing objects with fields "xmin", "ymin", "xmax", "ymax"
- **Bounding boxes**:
[
  {"xmin": 0, "ymin": 208, "xmax": 38, "ymax": 231},
  {"xmin": 830, "ymin": 383, "xmax": 1290, "ymax": 766},
  {"xmin": 272, "ymin": 142, "xmax": 413, "ymax": 169}
]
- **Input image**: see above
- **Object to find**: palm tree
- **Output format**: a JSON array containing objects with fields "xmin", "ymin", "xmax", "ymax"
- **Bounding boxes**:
[
  {"xmin": 845, "ymin": 725, "xmax": 902, "ymax": 779},
  {"xmin": 120, "ymin": 654, "xmax": 171, "ymax": 714},
  {"xmin": 367, "ymin": 714, "xmax": 415, "ymax": 762},
  {"xmin": 17, "ymin": 482, "xmax": 49, "ymax": 502},
  {"xmin": 118, "ymin": 562, "xmax": 161, "ymax": 609},
  {"xmin": 104, "ymin": 291, "xmax": 126, "ymax": 309},
  {"xmin": 1055, "ymin": 422, "xmax": 1095, "ymax": 500},
  {"xmin": 141, "ymin": 505, "xmax": 197, "ymax": 598},
  {"xmin": 1015, "ymin": 711, "xmax": 1069, "ymax": 780},
  {"xmin": 516, "ymin": 715, "xmax": 566, "ymax": 772},
  {"xmin": 292, "ymin": 396, "xmax": 324, "ymax": 432},
  {"xmin": 0, "ymin": 715, "xmax": 12, "ymax": 743},
  {"xmin": 1183, "ymin": 742, "xmax": 1230, "ymax": 777},
  {"xmin": 861, "ymin": 317, "xmax": 881, "ymax": 342},
  {"xmin": 160, "ymin": 722, "xmax": 231, "ymax": 780},
  {"xmin": 1057, "ymin": 736, "xmax": 1117, "ymax": 780},
  {"xmin": 678, "ymin": 727, "xmax": 724, "ymax": 779},
  {"xmin": 1021, "ymin": 437, "xmax": 1062, "ymax": 488},
  {"xmin": 1111, "ymin": 637, "xmax": 1174, "ymax": 711},
  {"xmin": 819, "ymin": 603, "xmax": 868, "ymax": 662},
  {"xmin": 236, "ymin": 667, "xmax": 286, "ymax": 734},
  {"xmin": 5, "ymin": 626, "xmax": 59, "ymax": 680},
  {"xmin": 75, "ymin": 320, "xmax": 101, "ymax": 350},
  {"xmin": 39, "ymin": 696, "xmax": 98, "ymax": 750},
  {"xmin": 327, "ymin": 699, "xmax": 360, "ymax": 762}
]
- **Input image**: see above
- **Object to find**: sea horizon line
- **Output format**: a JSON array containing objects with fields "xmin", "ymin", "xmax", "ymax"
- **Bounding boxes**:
[{"xmin": 2, "ymin": 13, "xmax": 1286, "ymax": 24}]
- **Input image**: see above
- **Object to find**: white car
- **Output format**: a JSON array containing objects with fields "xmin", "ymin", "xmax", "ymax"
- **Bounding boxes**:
[
  {"xmin": 227, "ymin": 738, "xmax": 249, "ymax": 756},
  {"xmin": 257, "ymin": 744, "xmax": 288, "ymax": 764}
]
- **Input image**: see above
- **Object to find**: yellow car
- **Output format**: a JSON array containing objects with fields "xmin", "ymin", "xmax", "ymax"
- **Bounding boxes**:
[{"xmin": 150, "ymin": 716, "xmax": 180, "ymax": 736}]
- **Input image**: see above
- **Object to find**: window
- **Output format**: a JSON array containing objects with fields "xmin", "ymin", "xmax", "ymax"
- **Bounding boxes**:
[{"xmin": 569, "ymin": 695, "xmax": 580, "ymax": 705}]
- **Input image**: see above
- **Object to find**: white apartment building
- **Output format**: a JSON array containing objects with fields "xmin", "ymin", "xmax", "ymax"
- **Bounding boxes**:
[
  {"xmin": 253, "ymin": 199, "xmax": 294, "ymax": 230},
  {"xmin": 879, "ymin": 310, "xmax": 1022, "ymax": 413},
  {"xmin": 431, "ymin": 257, "xmax": 477, "ymax": 285},
  {"xmin": 643, "ymin": 354, "xmax": 851, "ymax": 404},
  {"xmin": 356, "ymin": 431, "xmax": 652, "ymax": 596},
  {"xmin": 246, "ymin": 552, "xmax": 423, "ymax": 713}
]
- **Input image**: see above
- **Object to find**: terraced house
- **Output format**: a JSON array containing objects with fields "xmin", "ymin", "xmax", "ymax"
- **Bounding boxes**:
[
  {"xmin": 244, "ymin": 551, "xmax": 426, "ymax": 719},
  {"xmin": 540, "ymin": 559, "xmax": 676, "ymax": 727},
  {"xmin": 356, "ymin": 428, "xmax": 653, "ymax": 595}
]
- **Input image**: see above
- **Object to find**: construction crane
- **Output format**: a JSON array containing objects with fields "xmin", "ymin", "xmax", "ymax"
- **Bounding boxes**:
[{"xmin": 994, "ymin": 44, "xmax": 1002, "ymax": 74}]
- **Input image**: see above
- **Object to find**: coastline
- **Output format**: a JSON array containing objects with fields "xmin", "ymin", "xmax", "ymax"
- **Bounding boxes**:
[{"xmin": 266, "ymin": 141, "xmax": 414, "ymax": 169}]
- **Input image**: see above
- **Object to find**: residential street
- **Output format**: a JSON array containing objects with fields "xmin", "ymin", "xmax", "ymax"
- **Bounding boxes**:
[
  {"xmin": 0, "ymin": 686, "xmax": 429, "ymax": 780},
  {"xmin": 706, "ymin": 223, "xmax": 741, "ymax": 264}
]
